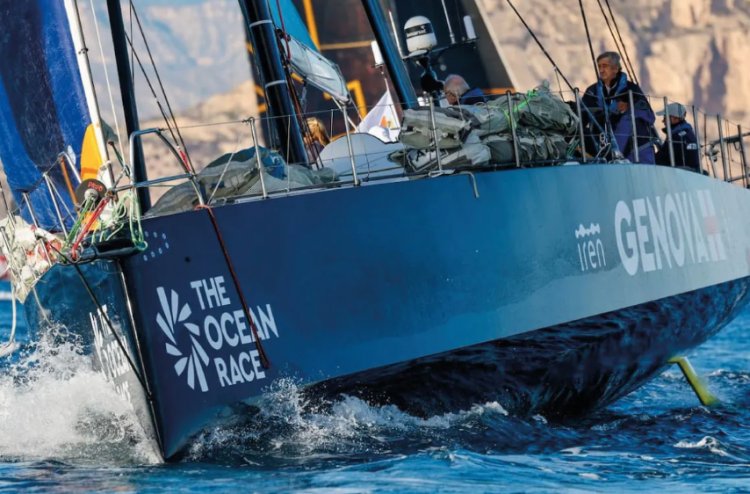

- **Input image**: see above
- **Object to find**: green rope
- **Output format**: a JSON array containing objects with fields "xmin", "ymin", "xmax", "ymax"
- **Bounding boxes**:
[{"xmin": 64, "ymin": 196, "xmax": 97, "ymax": 246}]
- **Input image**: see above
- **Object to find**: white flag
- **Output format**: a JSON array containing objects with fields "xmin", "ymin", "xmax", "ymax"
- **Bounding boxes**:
[{"xmin": 357, "ymin": 89, "xmax": 400, "ymax": 142}]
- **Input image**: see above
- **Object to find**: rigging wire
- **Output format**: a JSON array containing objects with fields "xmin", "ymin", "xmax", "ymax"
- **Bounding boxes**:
[
  {"xmin": 129, "ymin": 2, "xmax": 135, "ymax": 83},
  {"xmin": 88, "ymin": 0, "xmax": 126, "ymax": 159},
  {"xmin": 504, "ymin": 0, "xmax": 574, "ymax": 91},
  {"xmin": 129, "ymin": 2, "xmax": 195, "ymax": 173},
  {"xmin": 578, "ymin": 0, "xmax": 616, "ymax": 153},
  {"xmin": 269, "ymin": 0, "xmax": 317, "ymax": 165},
  {"xmin": 595, "ymin": 0, "xmax": 627, "ymax": 71},
  {"xmin": 603, "ymin": 0, "xmax": 639, "ymax": 87},
  {"xmin": 196, "ymin": 205, "xmax": 271, "ymax": 369},
  {"xmin": 0, "ymin": 289, "xmax": 17, "ymax": 358},
  {"xmin": 595, "ymin": 0, "xmax": 639, "ymax": 86},
  {"xmin": 504, "ymin": 0, "xmax": 608, "ymax": 146},
  {"xmin": 578, "ymin": 0, "xmax": 601, "ymax": 95},
  {"xmin": 121, "ymin": 31, "xmax": 193, "ymax": 175},
  {"xmin": 49, "ymin": 243, "xmax": 154, "ymax": 400}
]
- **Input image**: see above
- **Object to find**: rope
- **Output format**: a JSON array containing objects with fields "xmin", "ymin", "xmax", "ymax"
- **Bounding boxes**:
[
  {"xmin": 89, "ymin": 0, "xmax": 126, "ymax": 155},
  {"xmin": 595, "ymin": 0, "xmax": 638, "ymax": 86},
  {"xmin": 208, "ymin": 131, "xmax": 246, "ymax": 204},
  {"xmin": 578, "ymin": 0, "xmax": 617, "ymax": 156},
  {"xmin": 122, "ymin": 30, "xmax": 191, "ymax": 176},
  {"xmin": 275, "ymin": 0, "xmax": 292, "ymax": 60},
  {"xmin": 70, "ymin": 196, "xmax": 111, "ymax": 260},
  {"xmin": 48, "ymin": 244, "xmax": 153, "ymax": 399},
  {"xmin": 65, "ymin": 196, "xmax": 97, "ymax": 245},
  {"xmin": 0, "ymin": 289, "xmax": 18, "ymax": 357},
  {"xmin": 195, "ymin": 205, "xmax": 271, "ymax": 369},
  {"xmin": 504, "ymin": 0, "xmax": 574, "ymax": 91},
  {"xmin": 604, "ymin": 0, "xmax": 639, "ymax": 87},
  {"xmin": 129, "ymin": 1, "xmax": 194, "ymax": 173}
]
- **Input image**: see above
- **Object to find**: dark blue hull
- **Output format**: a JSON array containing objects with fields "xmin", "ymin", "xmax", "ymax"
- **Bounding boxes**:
[
  {"xmin": 312, "ymin": 277, "xmax": 750, "ymax": 417},
  {"xmin": 25, "ymin": 164, "xmax": 750, "ymax": 459}
]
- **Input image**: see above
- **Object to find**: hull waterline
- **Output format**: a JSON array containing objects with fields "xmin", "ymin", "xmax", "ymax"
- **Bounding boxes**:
[{"xmin": 26, "ymin": 163, "xmax": 750, "ymax": 459}]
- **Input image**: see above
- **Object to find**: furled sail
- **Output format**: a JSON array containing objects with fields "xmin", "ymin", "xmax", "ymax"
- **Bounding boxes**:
[{"xmin": 0, "ymin": 0, "xmax": 92, "ymax": 231}]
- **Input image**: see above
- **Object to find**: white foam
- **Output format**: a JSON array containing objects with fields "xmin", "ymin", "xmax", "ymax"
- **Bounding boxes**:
[
  {"xmin": 0, "ymin": 336, "xmax": 159, "ymax": 465},
  {"xmin": 674, "ymin": 436, "xmax": 732, "ymax": 458},
  {"xmin": 188, "ymin": 379, "xmax": 516, "ymax": 460}
]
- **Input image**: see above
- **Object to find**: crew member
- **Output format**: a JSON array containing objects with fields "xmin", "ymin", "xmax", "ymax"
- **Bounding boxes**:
[
  {"xmin": 582, "ymin": 51, "xmax": 655, "ymax": 163},
  {"xmin": 444, "ymin": 74, "xmax": 486, "ymax": 106},
  {"xmin": 655, "ymin": 102, "xmax": 701, "ymax": 173}
]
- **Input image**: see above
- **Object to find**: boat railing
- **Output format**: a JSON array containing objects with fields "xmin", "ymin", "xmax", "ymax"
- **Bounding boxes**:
[
  {"xmin": 122, "ymin": 93, "xmax": 750, "ymax": 212},
  {"xmin": 0, "ymin": 151, "xmax": 85, "ymax": 301},
  {"xmin": 5, "ymin": 92, "xmax": 750, "ymax": 247},
  {"xmin": 542, "ymin": 88, "xmax": 750, "ymax": 184}
]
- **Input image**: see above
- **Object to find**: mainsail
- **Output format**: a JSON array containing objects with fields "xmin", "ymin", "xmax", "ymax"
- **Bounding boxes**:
[{"xmin": 0, "ymin": 0, "xmax": 91, "ymax": 230}]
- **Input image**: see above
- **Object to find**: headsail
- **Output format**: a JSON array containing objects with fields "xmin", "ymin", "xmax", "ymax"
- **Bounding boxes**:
[{"xmin": 0, "ymin": 0, "xmax": 92, "ymax": 230}]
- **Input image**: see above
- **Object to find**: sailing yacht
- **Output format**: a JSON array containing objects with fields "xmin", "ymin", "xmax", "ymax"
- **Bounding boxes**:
[{"xmin": 1, "ymin": 0, "xmax": 750, "ymax": 461}]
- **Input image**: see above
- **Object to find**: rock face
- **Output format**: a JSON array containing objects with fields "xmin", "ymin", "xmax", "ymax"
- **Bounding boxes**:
[
  {"xmin": 484, "ymin": 0, "xmax": 750, "ymax": 126},
  {"xmin": 130, "ymin": 0, "xmax": 750, "ymax": 180}
]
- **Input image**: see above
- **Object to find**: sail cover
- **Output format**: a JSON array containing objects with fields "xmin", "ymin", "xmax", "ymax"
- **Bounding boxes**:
[
  {"xmin": 287, "ymin": 35, "xmax": 350, "ymax": 103},
  {"xmin": 0, "ymin": 0, "xmax": 90, "ymax": 230}
]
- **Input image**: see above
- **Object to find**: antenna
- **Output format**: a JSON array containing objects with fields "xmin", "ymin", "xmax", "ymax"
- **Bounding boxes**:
[{"xmin": 440, "ymin": 0, "xmax": 456, "ymax": 44}]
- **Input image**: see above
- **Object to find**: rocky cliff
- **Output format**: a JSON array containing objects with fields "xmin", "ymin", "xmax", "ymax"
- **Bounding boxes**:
[
  {"xmin": 138, "ymin": 0, "xmax": 750, "ymax": 173},
  {"xmin": 485, "ymin": 0, "xmax": 750, "ymax": 126}
]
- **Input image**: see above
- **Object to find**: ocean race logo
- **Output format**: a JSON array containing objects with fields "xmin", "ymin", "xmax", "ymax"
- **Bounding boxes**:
[
  {"xmin": 156, "ymin": 276, "xmax": 280, "ymax": 392},
  {"xmin": 615, "ymin": 189, "xmax": 726, "ymax": 275}
]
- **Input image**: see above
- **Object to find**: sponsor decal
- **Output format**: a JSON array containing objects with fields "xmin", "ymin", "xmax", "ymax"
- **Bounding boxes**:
[
  {"xmin": 615, "ymin": 189, "xmax": 726, "ymax": 276},
  {"xmin": 575, "ymin": 223, "xmax": 606, "ymax": 272},
  {"xmin": 141, "ymin": 230, "xmax": 170, "ymax": 262},
  {"xmin": 156, "ymin": 276, "xmax": 280, "ymax": 392},
  {"xmin": 90, "ymin": 305, "xmax": 132, "ymax": 402}
]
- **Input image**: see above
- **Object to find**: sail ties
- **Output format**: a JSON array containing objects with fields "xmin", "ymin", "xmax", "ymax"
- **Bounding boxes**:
[{"xmin": 195, "ymin": 205, "xmax": 271, "ymax": 369}]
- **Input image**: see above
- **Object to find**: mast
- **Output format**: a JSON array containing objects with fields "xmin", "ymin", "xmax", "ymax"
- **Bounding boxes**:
[
  {"xmin": 64, "ymin": 0, "xmax": 112, "ymax": 185},
  {"xmin": 361, "ymin": 0, "xmax": 417, "ymax": 110},
  {"xmin": 238, "ymin": 0, "xmax": 307, "ymax": 167},
  {"xmin": 106, "ymin": 0, "xmax": 150, "ymax": 210}
]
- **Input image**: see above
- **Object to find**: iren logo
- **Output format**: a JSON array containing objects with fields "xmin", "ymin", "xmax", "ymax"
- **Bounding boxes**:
[
  {"xmin": 156, "ymin": 287, "xmax": 210, "ymax": 392},
  {"xmin": 575, "ymin": 223, "xmax": 606, "ymax": 272},
  {"xmin": 615, "ymin": 189, "xmax": 726, "ymax": 276}
]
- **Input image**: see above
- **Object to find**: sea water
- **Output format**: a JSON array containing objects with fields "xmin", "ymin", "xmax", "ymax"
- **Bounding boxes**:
[{"xmin": 0, "ymin": 290, "xmax": 749, "ymax": 493}]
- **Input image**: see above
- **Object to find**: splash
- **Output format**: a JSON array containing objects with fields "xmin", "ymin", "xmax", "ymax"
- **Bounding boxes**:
[
  {"xmin": 186, "ymin": 378, "xmax": 535, "ymax": 465},
  {"xmin": 0, "ymin": 331, "xmax": 160, "ymax": 465},
  {"xmin": 674, "ymin": 436, "xmax": 736, "ymax": 459}
]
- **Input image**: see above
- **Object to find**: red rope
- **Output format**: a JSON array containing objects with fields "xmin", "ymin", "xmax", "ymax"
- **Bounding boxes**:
[
  {"xmin": 275, "ymin": 0, "xmax": 292, "ymax": 61},
  {"xmin": 70, "ymin": 196, "xmax": 111, "ymax": 260},
  {"xmin": 196, "ymin": 205, "xmax": 270, "ymax": 369}
]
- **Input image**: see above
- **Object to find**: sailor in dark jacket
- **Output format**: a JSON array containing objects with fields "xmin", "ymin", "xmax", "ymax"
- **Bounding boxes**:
[
  {"xmin": 654, "ymin": 102, "xmax": 701, "ymax": 173},
  {"xmin": 444, "ymin": 74, "xmax": 487, "ymax": 105},
  {"xmin": 582, "ymin": 51, "xmax": 655, "ymax": 163}
]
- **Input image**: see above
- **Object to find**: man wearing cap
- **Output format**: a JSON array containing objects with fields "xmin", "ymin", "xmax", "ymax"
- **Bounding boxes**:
[{"xmin": 655, "ymin": 102, "xmax": 701, "ymax": 173}]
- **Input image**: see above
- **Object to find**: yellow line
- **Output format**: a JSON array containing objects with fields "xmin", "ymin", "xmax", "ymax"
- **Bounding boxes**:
[
  {"xmin": 320, "ymin": 40, "xmax": 373, "ymax": 51},
  {"xmin": 302, "ymin": 0, "xmax": 320, "ymax": 49},
  {"xmin": 322, "ymin": 79, "xmax": 366, "ymax": 117},
  {"xmin": 485, "ymin": 87, "xmax": 516, "ymax": 95},
  {"xmin": 347, "ymin": 80, "xmax": 366, "ymax": 116},
  {"xmin": 254, "ymin": 84, "xmax": 265, "ymax": 98}
]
